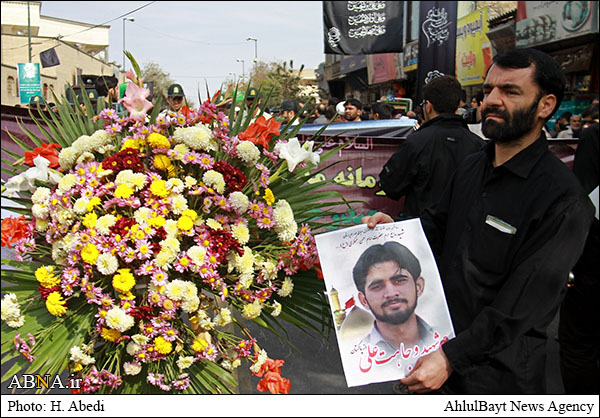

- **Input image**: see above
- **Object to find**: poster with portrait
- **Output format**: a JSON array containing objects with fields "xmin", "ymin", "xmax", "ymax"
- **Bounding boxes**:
[{"xmin": 315, "ymin": 219, "xmax": 455, "ymax": 387}]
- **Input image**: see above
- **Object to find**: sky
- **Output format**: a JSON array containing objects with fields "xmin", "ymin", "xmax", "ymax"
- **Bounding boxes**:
[{"xmin": 39, "ymin": 1, "xmax": 326, "ymax": 104}]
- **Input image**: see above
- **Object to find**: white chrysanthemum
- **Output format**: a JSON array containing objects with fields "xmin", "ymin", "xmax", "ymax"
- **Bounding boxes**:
[
  {"xmin": 96, "ymin": 253, "xmax": 119, "ymax": 275},
  {"xmin": 31, "ymin": 203, "xmax": 49, "ymax": 220},
  {"xmin": 173, "ymin": 143, "xmax": 191, "ymax": 161},
  {"xmin": 234, "ymin": 247, "xmax": 254, "ymax": 275},
  {"xmin": 181, "ymin": 295, "xmax": 200, "ymax": 314},
  {"xmin": 35, "ymin": 218, "xmax": 49, "ymax": 232},
  {"xmin": 202, "ymin": 170, "xmax": 225, "ymax": 194},
  {"xmin": 231, "ymin": 222, "xmax": 250, "ymax": 245},
  {"xmin": 214, "ymin": 308, "xmax": 232, "ymax": 327},
  {"xmin": 187, "ymin": 246, "xmax": 207, "ymax": 265},
  {"xmin": 31, "ymin": 187, "xmax": 51, "ymax": 204},
  {"xmin": 176, "ymin": 355, "xmax": 195, "ymax": 370},
  {"xmin": 71, "ymin": 134, "xmax": 92, "ymax": 154},
  {"xmin": 206, "ymin": 218, "xmax": 222, "ymax": 230},
  {"xmin": 154, "ymin": 250, "xmax": 175, "ymax": 269},
  {"xmin": 271, "ymin": 301, "xmax": 282, "ymax": 317},
  {"xmin": 160, "ymin": 237, "xmax": 180, "ymax": 254},
  {"xmin": 76, "ymin": 151, "xmax": 95, "ymax": 165},
  {"xmin": 73, "ymin": 197, "xmax": 90, "ymax": 215},
  {"xmin": 261, "ymin": 260, "xmax": 277, "ymax": 281},
  {"xmin": 131, "ymin": 334, "xmax": 149, "ymax": 345},
  {"xmin": 242, "ymin": 299, "xmax": 263, "ymax": 320},
  {"xmin": 165, "ymin": 279, "xmax": 187, "ymax": 301},
  {"xmin": 58, "ymin": 148, "xmax": 79, "ymax": 170},
  {"xmin": 249, "ymin": 349, "xmax": 268, "ymax": 373},
  {"xmin": 56, "ymin": 208, "xmax": 74, "ymax": 227},
  {"xmin": 126, "ymin": 341, "xmax": 142, "ymax": 356},
  {"xmin": 181, "ymin": 281, "xmax": 198, "ymax": 300},
  {"xmin": 105, "ymin": 307, "xmax": 134, "ymax": 332},
  {"xmin": 228, "ymin": 191, "xmax": 249, "ymax": 214},
  {"xmin": 96, "ymin": 214, "xmax": 117, "ymax": 235},
  {"xmin": 239, "ymin": 274, "xmax": 253, "ymax": 289},
  {"xmin": 184, "ymin": 176, "xmax": 197, "ymax": 188},
  {"xmin": 277, "ymin": 277, "xmax": 294, "ymax": 297},
  {"xmin": 166, "ymin": 178, "xmax": 184, "ymax": 194},
  {"xmin": 236, "ymin": 141, "xmax": 260, "ymax": 166},
  {"xmin": 91, "ymin": 129, "xmax": 112, "ymax": 146},
  {"xmin": 69, "ymin": 346, "xmax": 95, "ymax": 365},
  {"xmin": 173, "ymin": 125, "xmax": 215, "ymax": 152},
  {"xmin": 133, "ymin": 207, "xmax": 152, "ymax": 224},
  {"xmin": 164, "ymin": 219, "xmax": 179, "ymax": 238},
  {"xmin": 58, "ymin": 173, "xmax": 77, "ymax": 193},
  {"xmin": 198, "ymin": 315, "xmax": 214, "ymax": 330},
  {"xmin": 123, "ymin": 361, "xmax": 142, "ymax": 376},
  {"xmin": 221, "ymin": 358, "xmax": 241, "ymax": 371},
  {"xmin": 1, "ymin": 293, "xmax": 24, "ymax": 328},
  {"xmin": 273, "ymin": 199, "xmax": 297, "ymax": 242}
]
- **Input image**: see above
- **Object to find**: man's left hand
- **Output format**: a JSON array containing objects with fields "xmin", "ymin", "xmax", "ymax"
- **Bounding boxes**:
[{"xmin": 400, "ymin": 349, "xmax": 453, "ymax": 393}]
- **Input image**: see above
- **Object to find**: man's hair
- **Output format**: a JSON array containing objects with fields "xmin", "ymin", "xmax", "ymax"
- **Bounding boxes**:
[
  {"xmin": 423, "ymin": 75, "xmax": 462, "ymax": 114},
  {"xmin": 345, "ymin": 98, "xmax": 362, "ymax": 110},
  {"xmin": 371, "ymin": 102, "xmax": 393, "ymax": 119},
  {"xmin": 492, "ymin": 48, "xmax": 566, "ymax": 120},
  {"xmin": 582, "ymin": 103, "xmax": 599, "ymax": 120},
  {"xmin": 352, "ymin": 242, "xmax": 421, "ymax": 294},
  {"xmin": 95, "ymin": 75, "xmax": 118, "ymax": 97},
  {"xmin": 325, "ymin": 105, "xmax": 337, "ymax": 120},
  {"xmin": 559, "ymin": 111, "xmax": 573, "ymax": 121},
  {"xmin": 316, "ymin": 103, "xmax": 327, "ymax": 115}
]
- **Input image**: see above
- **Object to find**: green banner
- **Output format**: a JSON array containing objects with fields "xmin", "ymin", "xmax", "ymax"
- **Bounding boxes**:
[{"xmin": 17, "ymin": 63, "xmax": 42, "ymax": 105}]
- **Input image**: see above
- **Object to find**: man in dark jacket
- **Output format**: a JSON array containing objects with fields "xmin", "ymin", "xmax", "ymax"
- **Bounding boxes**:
[
  {"xmin": 362, "ymin": 48, "xmax": 594, "ymax": 394},
  {"xmin": 379, "ymin": 75, "xmax": 484, "ymax": 219}
]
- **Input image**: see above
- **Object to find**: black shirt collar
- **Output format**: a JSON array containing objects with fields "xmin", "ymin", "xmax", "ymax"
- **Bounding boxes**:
[
  {"xmin": 419, "ymin": 113, "xmax": 469, "ymax": 130},
  {"xmin": 484, "ymin": 131, "xmax": 548, "ymax": 179}
]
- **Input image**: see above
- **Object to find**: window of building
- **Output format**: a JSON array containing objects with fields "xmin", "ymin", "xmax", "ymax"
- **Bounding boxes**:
[
  {"xmin": 406, "ymin": 2, "xmax": 420, "ymax": 43},
  {"xmin": 7, "ymin": 76, "xmax": 15, "ymax": 96}
]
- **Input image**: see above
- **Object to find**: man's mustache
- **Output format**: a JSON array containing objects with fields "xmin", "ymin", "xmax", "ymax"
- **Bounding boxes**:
[
  {"xmin": 482, "ymin": 106, "xmax": 510, "ymax": 121},
  {"xmin": 381, "ymin": 298, "xmax": 408, "ymax": 308}
]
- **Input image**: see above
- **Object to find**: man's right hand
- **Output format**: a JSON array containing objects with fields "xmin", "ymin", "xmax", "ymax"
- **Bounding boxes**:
[{"xmin": 361, "ymin": 212, "xmax": 394, "ymax": 228}]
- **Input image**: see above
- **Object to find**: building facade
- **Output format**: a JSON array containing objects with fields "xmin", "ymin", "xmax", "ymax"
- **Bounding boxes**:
[{"xmin": 1, "ymin": 1, "xmax": 120, "ymax": 106}]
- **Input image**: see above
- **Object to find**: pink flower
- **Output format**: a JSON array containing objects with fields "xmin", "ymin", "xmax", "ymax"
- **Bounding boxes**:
[{"xmin": 119, "ymin": 82, "xmax": 153, "ymax": 123}]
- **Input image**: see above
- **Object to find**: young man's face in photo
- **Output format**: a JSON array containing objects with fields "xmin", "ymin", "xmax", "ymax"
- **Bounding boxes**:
[
  {"xmin": 358, "ymin": 260, "xmax": 423, "ymax": 325},
  {"xmin": 168, "ymin": 96, "xmax": 184, "ymax": 111}
]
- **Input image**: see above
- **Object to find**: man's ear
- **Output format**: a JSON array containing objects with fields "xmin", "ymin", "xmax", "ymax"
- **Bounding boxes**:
[
  {"xmin": 416, "ymin": 276, "xmax": 425, "ymax": 297},
  {"xmin": 357, "ymin": 291, "xmax": 370, "ymax": 310},
  {"xmin": 538, "ymin": 94, "xmax": 557, "ymax": 120}
]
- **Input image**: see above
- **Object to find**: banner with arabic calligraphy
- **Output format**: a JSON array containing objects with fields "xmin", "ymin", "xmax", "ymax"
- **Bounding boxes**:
[
  {"xmin": 456, "ymin": 7, "xmax": 492, "ymax": 86},
  {"xmin": 323, "ymin": 1, "xmax": 404, "ymax": 55},
  {"xmin": 416, "ymin": 1, "xmax": 458, "ymax": 102},
  {"xmin": 315, "ymin": 219, "xmax": 455, "ymax": 387}
]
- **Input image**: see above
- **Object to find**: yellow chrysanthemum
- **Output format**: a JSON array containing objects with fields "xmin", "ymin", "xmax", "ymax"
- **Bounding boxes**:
[
  {"xmin": 86, "ymin": 196, "xmax": 102, "ymax": 212},
  {"xmin": 81, "ymin": 243, "xmax": 100, "ymax": 265},
  {"xmin": 101, "ymin": 327, "xmax": 121, "ymax": 342},
  {"xmin": 154, "ymin": 336, "xmax": 173, "ymax": 355},
  {"xmin": 150, "ymin": 179, "xmax": 169, "ymax": 197},
  {"xmin": 191, "ymin": 337, "xmax": 209, "ymax": 353},
  {"xmin": 46, "ymin": 291, "xmax": 67, "ymax": 316},
  {"xmin": 35, "ymin": 265, "xmax": 60, "ymax": 288},
  {"xmin": 263, "ymin": 188, "xmax": 275, "ymax": 206},
  {"xmin": 82, "ymin": 212, "xmax": 98, "ymax": 229},
  {"xmin": 114, "ymin": 184, "xmax": 134, "ymax": 199},
  {"xmin": 181, "ymin": 209, "xmax": 198, "ymax": 220},
  {"xmin": 147, "ymin": 133, "xmax": 171, "ymax": 149},
  {"xmin": 154, "ymin": 154, "xmax": 173, "ymax": 171},
  {"xmin": 177, "ymin": 216, "xmax": 194, "ymax": 231},
  {"xmin": 112, "ymin": 268, "xmax": 136, "ymax": 293}
]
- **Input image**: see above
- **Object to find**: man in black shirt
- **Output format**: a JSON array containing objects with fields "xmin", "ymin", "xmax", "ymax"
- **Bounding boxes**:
[
  {"xmin": 379, "ymin": 75, "xmax": 484, "ymax": 219},
  {"xmin": 362, "ymin": 48, "xmax": 594, "ymax": 394}
]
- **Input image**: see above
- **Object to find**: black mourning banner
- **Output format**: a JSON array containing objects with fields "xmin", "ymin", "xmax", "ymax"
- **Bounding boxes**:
[
  {"xmin": 323, "ymin": 1, "xmax": 404, "ymax": 55},
  {"xmin": 40, "ymin": 47, "xmax": 60, "ymax": 68},
  {"xmin": 416, "ymin": 1, "xmax": 457, "ymax": 103}
]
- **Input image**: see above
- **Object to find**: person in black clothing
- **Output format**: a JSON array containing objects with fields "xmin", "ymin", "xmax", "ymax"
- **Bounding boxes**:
[
  {"xmin": 379, "ymin": 75, "xmax": 484, "ymax": 219},
  {"xmin": 362, "ymin": 48, "xmax": 594, "ymax": 394},
  {"xmin": 558, "ymin": 122, "xmax": 599, "ymax": 394}
]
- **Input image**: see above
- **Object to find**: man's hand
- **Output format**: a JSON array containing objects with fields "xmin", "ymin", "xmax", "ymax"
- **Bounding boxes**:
[
  {"xmin": 361, "ymin": 212, "xmax": 394, "ymax": 228},
  {"xmin": 400, "ymin": 349, "xmax": 453, "ymax": 393}
]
